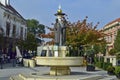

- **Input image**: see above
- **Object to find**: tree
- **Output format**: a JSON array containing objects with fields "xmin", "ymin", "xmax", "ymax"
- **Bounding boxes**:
[
  {"xmin": 114, "ymin": 29, "xmax": 120, "ymax": 52},
  {"xmin": 41, "ymin": 17, "xmax": 105, "ymax": 45},
  {"xmin": 93, "ymin": 44, "xmax": 100, "ymax": 54},
  {"xmin": 100, "ymin": 43, "xmax": 106, "ymax": 56},
  {"xmin": 26, "ymin": 19, "xmax": 46, "ymax": 45},
  {"xmin": 40, "ymin": 17, "xmax": 106, "ymax": 56},
  {"xmin": 109, "ymin": 48, "xmax": 117, "ymax": 55},
  {"xmin": 17, "ymin": 19, "xmax": 46, "ymax": 52},
  {"xmin": 27, "ymin": 19, "xmax": 45, "ymax": 36},
  {"xmin": 25, "ymin": 32, "xmax": 38, "ymax": 51},
  {"xmin": 17, "ymin": 32, "xmax": 37, "ymax": 51}
]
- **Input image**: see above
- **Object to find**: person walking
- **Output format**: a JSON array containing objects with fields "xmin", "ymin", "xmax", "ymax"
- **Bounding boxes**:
[{"xmin": 11, "ymin": 51, "xmax": 16, "ymax": 67}]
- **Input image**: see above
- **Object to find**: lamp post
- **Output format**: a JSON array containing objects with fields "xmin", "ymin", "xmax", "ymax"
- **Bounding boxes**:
[
  {"xmin": 0, "ymin": 28, "xmax": 3, "ymax": 69},
  {"xmin": 0, "ymin": 28, "xmax": 4, "ymax": 48}
]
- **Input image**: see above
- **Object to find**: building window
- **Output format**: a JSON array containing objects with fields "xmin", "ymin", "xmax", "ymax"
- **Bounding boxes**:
[
  {"xmin": 106, "ymin": 36, "xmax": 109, "ymax": 42},
  {"xmin": 25, "ymin": 29, "xmax": 27, "ymax": 39},
  {"xmin": 16, "ymin": 27, "xmax": 19, "ymax": 39},
  {"xmin": 20, "ymin": 27, "xmax": 23, "ymax": 40},
  {"xmin": 110, "ymin": 35, "xmax": 112, "ymax": 43},
  {"xmin": 114, "ymin": 32, "xmax": 117, "ymax": 40},
  {"xmin": 12, "ymin": 24, "xmax": 16, "ymax": 38},
  {"xmin": 7, "ymin": 15, "xmax": 10, "ymax": 19},
  {"xmin": 6, "ymin": 22, "xmax": 10, "ymax": 37}
]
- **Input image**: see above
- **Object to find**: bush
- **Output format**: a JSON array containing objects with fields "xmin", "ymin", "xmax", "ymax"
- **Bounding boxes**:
[
  {"xmin": 94, "ymin": 57, "xmax": 104, "ymax": 62},
  {"xmin": 102, "ymin": 62, "xmax": 112, "ymax": 70},
  {"xmin": 100, "ymin": 57, "xmax": 104, "ymax": 62},
  {"xmin": 94, "ymin": 57, "xmax": 98, "ymax": 62},
  {"xmin": 107, "ymin": 66, "xmax": 115, "ymax": 75},
  {"xmin": 95, "ymin": 62, "xmax": 100, "ymax": 68},
  {"xmin": 115, "ymin": 66, "xmax": 120, "ymax": 79},
  {"xmin": 95, "ymin": 61, "xmax": 112, "ymax": 70},
  {"xmin": 116, "ymin": 52, "xmax": 120, "ymax": 60}
]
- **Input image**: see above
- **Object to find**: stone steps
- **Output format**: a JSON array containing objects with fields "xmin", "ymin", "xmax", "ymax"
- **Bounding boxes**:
[
  {"xmin": 10, "ymin": 75, "xmax": 23, "ymax": 80},
  {"xmin": 10, "ymin": 74, "xmax": 104, "ymax": 80},
  {"xmin": 98, "ymin": 76, "xmax": 117, "ymax": 80},
  {"xmin": 9, "ymin": 73, "xmax": 117, "ymax": 80}
]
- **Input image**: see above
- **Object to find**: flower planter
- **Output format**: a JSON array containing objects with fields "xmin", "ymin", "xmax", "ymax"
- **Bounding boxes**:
[
  {"xmin": 107, "ymin": 66, "xmax": 115, "ymax": 75},
  {"xmin": 107, "ymin": 71, "xmax": 115, "ymax": 75},
  {"xmin": 86, "ymin": 65, "xmax": 95, "ymax": 71}
]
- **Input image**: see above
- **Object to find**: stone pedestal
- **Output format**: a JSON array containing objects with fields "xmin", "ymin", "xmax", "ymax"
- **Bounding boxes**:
[
  {"xmin": 23, "ymin": 59, "xmax": 29, "ymax": 67},
  {"xmin": 58, "ymin": 46, "xmax": 68, "ymax": 57},
  {"xmin": 50, "ymin": 66, "xmax": 70, "ymax": 76},
  {"xmin": 23, "ymin": 59, "xmax": 35, "ymax": 68}
]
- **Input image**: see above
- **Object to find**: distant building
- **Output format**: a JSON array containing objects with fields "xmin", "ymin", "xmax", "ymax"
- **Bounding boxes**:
[
  {"xmin": 103, "ymin": 18, "xmax": 120, "ymax": 56},
  {"xmin": 0, "ymin": 0, "xmax": 27, "ymax": 54}
]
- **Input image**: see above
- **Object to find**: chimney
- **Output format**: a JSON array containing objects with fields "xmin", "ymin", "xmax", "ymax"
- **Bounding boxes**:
[
  {"xmin": 0, "ymin": 0, "xmax": 10, "ymax": 6},
  {"xmin": 6, "ymin": 0, "xmax": 10, "ymax": 5}
]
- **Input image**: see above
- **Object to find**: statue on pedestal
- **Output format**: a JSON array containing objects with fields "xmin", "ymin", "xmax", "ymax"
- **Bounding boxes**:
[{"xmin": 54, "ymin": 6, "xmax": 67, "ymax": 46}]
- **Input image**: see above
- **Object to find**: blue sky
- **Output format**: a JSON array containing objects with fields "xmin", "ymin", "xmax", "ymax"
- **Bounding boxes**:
[{"xmin": 10, "ymin": 0, "xmax": 120, "ymax": 30}]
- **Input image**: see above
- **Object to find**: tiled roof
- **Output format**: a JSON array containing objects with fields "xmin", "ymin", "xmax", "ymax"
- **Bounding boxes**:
[{"xmin": 105, "ymin": 18, "xmax": 120, "ymax": 26}]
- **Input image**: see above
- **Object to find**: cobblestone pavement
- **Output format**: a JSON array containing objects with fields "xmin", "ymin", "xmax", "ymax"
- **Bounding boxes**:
[{"xmin": 0, "ymin": 63, "xmax": 118, "ymax": 80}]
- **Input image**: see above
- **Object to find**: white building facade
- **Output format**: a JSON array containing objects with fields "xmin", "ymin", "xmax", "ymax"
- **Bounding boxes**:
[
  {"xmin": 0, "ymin": 0, "xmax": 27, "ymax": 40},
  {"xmin": 0, "ymin": 0, "xmax": 27, "ymax": 53}
]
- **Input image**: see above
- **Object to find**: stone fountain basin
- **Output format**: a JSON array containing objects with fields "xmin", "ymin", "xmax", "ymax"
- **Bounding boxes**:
[{"xmin": 35, "ymin": 57, "xmax": 83, "ymax": 66}]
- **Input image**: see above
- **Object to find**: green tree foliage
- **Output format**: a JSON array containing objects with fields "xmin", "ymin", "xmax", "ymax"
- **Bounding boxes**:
[
  {"xmin": 25, "ymin": 32, "xmax": 37, "ymax": 51},
  {"xmin": 100, "ymin": 43, "xmax": 106, "ymax": 55},
  {"xmin": 27, "ymin": 19, "xmax": 45, "ymax": 35},
  {"xmin": 26, "ymin": 19, "xmax": 46, "ymax": 46},
  {"xmin": 93, "ymin": 44, "xmax": 100, "ymax": 54},
  {"xmin": 114, "ymin": 30, "xmax": 120, "ymax": 52},
  {"xmin": 17, "ymin": 32, "xmax": 37, "ymax": 51},
  {"xmin": 109, "ymin": 48, "xmax": 117, "ymax": 55},
  {"xmin": 17, "ymin": 19, "xmax": 46, "ymax": 51}
]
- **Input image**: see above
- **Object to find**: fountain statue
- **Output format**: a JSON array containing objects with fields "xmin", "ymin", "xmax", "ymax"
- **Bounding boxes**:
[
  {"xmin": 54, "ymin": 5, "xmax": 67, "ymax": 46},
  {"xmin": 36, "ymin": 5, "xmax": 83, "ymax": 76},
  {"xmin": 10, "ymin": 6, "xmax": 84, "ymax": 80}
]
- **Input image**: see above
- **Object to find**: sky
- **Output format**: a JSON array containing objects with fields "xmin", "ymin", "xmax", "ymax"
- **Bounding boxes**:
[{"xmin": 10, "ymin": 0, "xmax": 120, "ymax": 30}]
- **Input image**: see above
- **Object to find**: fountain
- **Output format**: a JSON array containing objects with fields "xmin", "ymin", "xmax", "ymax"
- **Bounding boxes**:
[
  {"xmin": 36, "ymin": 6, "xmax": 83, "ymax": 76},
  {"xmin": 10, "ymin": 6, "xmax": 84, "ymax": 80}
]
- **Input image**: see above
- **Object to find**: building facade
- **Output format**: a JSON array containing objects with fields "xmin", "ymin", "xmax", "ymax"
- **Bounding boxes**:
[
  {"xmin": 0, "ymin": 0, "xmax": 27, "ymax": 54},
  {"xmin": 103, "ymin": 18, "xmax": 120, "ymax": 56}
]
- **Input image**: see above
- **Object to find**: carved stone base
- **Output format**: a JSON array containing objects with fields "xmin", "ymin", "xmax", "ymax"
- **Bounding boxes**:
[{"xmin": 50, "ymin": 66, "xmax": 71, "ymax": 76}]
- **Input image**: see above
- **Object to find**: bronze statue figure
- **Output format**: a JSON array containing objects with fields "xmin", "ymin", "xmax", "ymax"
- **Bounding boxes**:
[{"xmin": 54, "ymin": 7, "xmax": 67, "ymax": 46}]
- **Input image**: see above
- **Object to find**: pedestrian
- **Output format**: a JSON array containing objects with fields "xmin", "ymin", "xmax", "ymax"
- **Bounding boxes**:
[
  {"xmin": 0, "ymin": 49, "xmax": 3, "ymax": 69},
  {"xmin": 11, "ymin": 51, "xmax": 16, "ymax": 67}
]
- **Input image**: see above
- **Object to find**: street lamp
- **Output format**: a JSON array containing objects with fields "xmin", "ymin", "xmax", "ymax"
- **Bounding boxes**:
[
  {"xmin": 0, "ymin": 27, "xmax": 3, "ymax": 69},
  {"xmin": 0, "ymin": 28, "xmax": 4, "ymax": 47}
]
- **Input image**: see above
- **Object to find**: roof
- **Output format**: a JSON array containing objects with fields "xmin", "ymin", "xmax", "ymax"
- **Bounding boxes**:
[
  {"xmin": 0, "ymin": 3, "xmax": 26, "ymax": 21},
  {"xmin": 105, "ymin": 18, "xmax": 120, "ymax": 27},
  {"xmin": 6, "ymin": 5, "xmax": 25, "ymax": 20}
]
